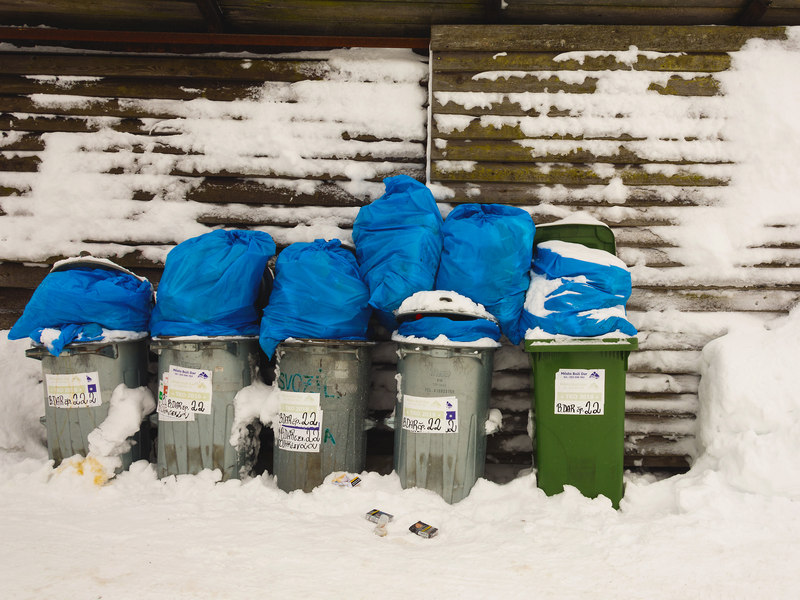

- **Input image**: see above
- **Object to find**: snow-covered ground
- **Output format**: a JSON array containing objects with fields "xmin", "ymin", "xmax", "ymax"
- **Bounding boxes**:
[
  {"xmin": 2, "ymin": 308, "xmax": 800, "ymax": 599},
  {"xmin": 2, "ymin": 33, "xmax": 800, "ymax": 599}
]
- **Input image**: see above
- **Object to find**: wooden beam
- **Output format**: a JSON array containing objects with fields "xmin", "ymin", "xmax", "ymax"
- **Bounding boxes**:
[
  {"xmin": 194, "ymin": 0, "xmax": 227, "ymax": 34},
  {"xmin": 0, "ymin": 26, "xmax": 430, "ymax": 51},
  {"xmin": 736, "ymin": 0, "xmax": 772, "ymax": 25}
]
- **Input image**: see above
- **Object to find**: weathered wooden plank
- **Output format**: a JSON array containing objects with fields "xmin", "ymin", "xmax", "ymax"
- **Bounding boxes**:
[
  {"xmin": 197, "ymin": 205, "xmax": 358, "ymax": 228},
  {"xmin": 648, "ymin": 74, "xmax": 720, "ymax": 96},
  {"xmin": 0, "ymin": 96, "xmax": 186, "ymax": 120},
  {"xmin": 629, "ymin": 287, "xmax": 800, "ymax": 312},
  {"xmin": 433, "ymin": 51, "xmax": 733, "ymax": 73},
  {"xmin": 434, "ymin": 182, "xmax": 722, "ymax": 206},
  {"xmin": 186, "ymin": 179, "xmax": 375, "ymax": 205},
  {"xmin": 431, "ymin": 139, "xmax": 732, "ymax": 165},
  {"xmin": 0, "ymin": 184, "xmax": 29, "ymax": 197},
  {"xmin": 0, "ymin": 114, "xmax": 173, "ymax": 136},
  {"xmin": 627, "ymin": 373, "xmax": 699, "ymax": 395},
  {"xmin": 617, "ymin": 247, "xmax": 684, "ymax": 268},
  {"xmin": 433, "ymin": 72, "xmax": 598, "ymax": 94},
  {"xmin": 0, "ymin": 262, "xmax": 50, "ymax": 289},
  {"xmin": 0, "ymin": 287, "xmax": 34, "ymax": 329},
  {"xmin": 434, "ymin": 71, "xmax": 720, "ymax": 96},
  {"xmin": 169, "ymin": 162, "xmax": 424, "ymax": 181},
  {"xmin": 0, "ymin": 1, "xmax": 205, "ymax": 32},
  {"xmin": 430, "ymin": 25, "xmax": 788, "ymax": 52},
  {"xmin": 0, "ymin": 154, "xmax": 40, "ymax": 172},
  {"xmin": 0, "ymin": 53, "xmax": 331, "ymax": 82},
  {"xmin": 0, "ymin": 75, "xmax": 265, "ymax": 102},
  {"xmin": 505, "ymin": 6, "xmax": 741, "ymax": 27},
  {"xmin": 0, "ymin": 132, "xmax": 45, "ymax": 152},
  {"xmin": 430, "ymin": 161, "xmax": 728, "ymax": 186},
  {"xmin": 224, "ymin": 1, "xmax": 486, "ymax": 37},
  {"xmin": 432, "ymin": 97, "xmax": 569, "ymax": 118},
  {"xmin": 432, "ymin": 117, "xmax": 723, "ymax": 142}
]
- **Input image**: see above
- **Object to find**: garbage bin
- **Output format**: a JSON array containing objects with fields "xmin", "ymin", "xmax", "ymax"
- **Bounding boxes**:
[
  {"xmin": 26, "ymin": 338, "xmax": 150, "ymax": 469},
  {"xmin": 525, "ymin": 218, "xmax": 635, "ymax": 508},
  {"xmin": 394, "ymin": 341, "xmax": 495, "ymax": 503},
  {"xmin": 151, "ymin": 336, "xmax": 260, "ymax": 480},
  {"xmin": 272, "ymin": 339, "xmax": 373, "ymax": 492},
  {"xmin": 526, "ymin": 337, "xmax": 637, "ymax": 508}
]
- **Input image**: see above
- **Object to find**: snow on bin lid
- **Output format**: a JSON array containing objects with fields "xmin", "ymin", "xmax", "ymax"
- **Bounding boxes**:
[
  {"xmin": 536, "ymin": 212, "xmax": 610, "ymax": 229},
  {"xmin": 537, "ymin": 240, "xmax": 629, "ymax": 270},
  {"xmin": 51, "ymin": 255, "xmax": 146, "ymax": 281},
  {"xmin": 395, "ymin": 290, "xmax": 498, "ymax": 323}
]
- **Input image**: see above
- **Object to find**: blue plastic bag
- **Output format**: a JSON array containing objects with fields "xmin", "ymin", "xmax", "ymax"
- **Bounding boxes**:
[
  {"xmin": 519, "ymin": 240, "xmax": 637, "ymax": 337},
  {"xmin": 352, "ymin": 175, "xmax": 443, "ymax": 328},
  {"xmin": 435, "ymin": 204, "xmax": 534, "ymax": 344},
  {"xmin": 9, "ymin": 267, "xmax": 153, "ymax": 356},
  {"xmin": 150, "ymin": 229, "xmax": 276, "ymax": 337},
  {"xmin": 260, "ymin": 239, "xmax": 371, "ymax": 358},
  {"xmin": 396, "ymin": 316, "xmax": 501, "ymax": 343}
]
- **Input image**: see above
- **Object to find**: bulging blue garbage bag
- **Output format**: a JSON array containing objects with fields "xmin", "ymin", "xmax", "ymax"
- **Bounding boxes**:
[
  {"xmin": 396, "ymin": 316, "xmax": 501, "ymax": 344},
  {"xmin": 9, "ymin": 265, "xmax": 153, "ymax": 356},
  {"xmin": 150, "ymin": 229, "xmax": 276, "ymax": 337},
  {"xmin": 519, "ymin": 240, "xmax": 637, "ymax": 338},
  {"xmin": 435, "ymin": 204, "xmax": 534, "ymax": 344},
  {"xmin": 352, "ymin": 175, "xmax": 443, "ymax": 329},
  {"xmin": 260, "ymin": 239, "xmax": 371, "ymax": 358}
]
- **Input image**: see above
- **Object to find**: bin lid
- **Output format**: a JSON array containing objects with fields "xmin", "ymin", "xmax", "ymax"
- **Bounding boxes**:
[
  {"xmin": 525, "ymin": 336, "xmax": 638, "ymax": 352},
  {"xmin": 51, "ymin": 255, "xmax": 145, "ymax": 280},
  {"xmin": 535, "ymin": 214, "xmax": 616, "ymax": 255},
  {"xmin": 395, "ymin": 290, "xmax": 498, "ymax": 324}
]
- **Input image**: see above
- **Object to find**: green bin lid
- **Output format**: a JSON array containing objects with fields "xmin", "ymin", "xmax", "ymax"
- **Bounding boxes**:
[
  {"xmin": 534, "ymin": 222, "xmax": 616, "ymax": 255},
  {"xmin": 525, "ymin": 337, "xmax": 638, "ymax": 353}
]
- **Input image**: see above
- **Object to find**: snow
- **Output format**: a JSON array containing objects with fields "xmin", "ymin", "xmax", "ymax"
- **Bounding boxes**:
[
  {"xmin": 0, "ymin": 48, "xmax": 428, "ymax": 262},
  {"xmin": 1, "ymin": 33, "xmax": 800, "ymax": 599},
  {"xmin": 395, "ymin": 290, "xmax": 497, "ymax": 321},
  {"xmin": 2, "ymin": 309, "xmax": 799, "ymax": 599},
  {"xmin": 536, "ymin": 239, "xmax": 630, "ymax": 269},
  {"xmin": 82, "ymin": 383, "xmax": 155, "ymax": 480}
]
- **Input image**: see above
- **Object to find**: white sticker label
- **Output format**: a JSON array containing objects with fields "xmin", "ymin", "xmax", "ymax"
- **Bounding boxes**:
[
  {"xmin": 277, "ymin": 391, "xmax": 323, "ymax": 453},
  {"xmin": 157, "ymin": 373, "xmax": 194, "ymax": 421},
  {"xmin": 401, "ymin": 395, "xmax": 458, "ymax": 434},
  {"xmin": 554, "ymin": 369, "xmax": 605, "ymax": 415},
  {"xmin": 45, "ymin": 372, "xmax": 102, "ymax": 408},
  {"xmin": 165, "ymin": 365, "xmax": 213, "ymax": 415}
]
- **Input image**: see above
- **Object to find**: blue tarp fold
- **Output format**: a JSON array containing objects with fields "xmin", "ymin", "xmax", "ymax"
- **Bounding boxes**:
[
  {"xmin": 150, "ymin": 229, "xmax": 276, "ymax": 337},
  {"xmin": 9, "ymin": 266, "xmax": 153, "ymax": 355},
  {"xmin": 435, "ymin": 204, "xmax": 534, "ymax": 344},
  {"xmin": 352, "ymin": 175, "xmax": 443, "ymax": 329},
  {"xmin": 396, "ymin": 316, "xmax": 501, "ymax": 343},
  {"xmin": 260, "ymin": 239, "xmax": 371, "ymax": 358},
  {"xmin": 520, "ymin": 241, "xmax": 637, "ymax": 337}
]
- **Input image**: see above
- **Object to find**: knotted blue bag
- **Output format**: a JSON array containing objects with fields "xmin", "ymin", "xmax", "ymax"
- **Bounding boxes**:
[
  {"xmin": 435, "ymin": 204, "xmax": 534, "ymax": 344},
  {"xmin": 520, "ymin": 240, "xmax": 637, "ymax": 337},
  {"xmin": 9, "ymin": 266, "xmax": 153, "ymax": 356},
  {"xmin": 352, "ymin": 175, "xmax": 443, "ymax": 329},
  {"xmin": 259, "ymin": 239, "xmax": 371, "ymax": 358},
  {"xmin": 150, "ymin": 229, "xmax": 276, "ymax": 337}
]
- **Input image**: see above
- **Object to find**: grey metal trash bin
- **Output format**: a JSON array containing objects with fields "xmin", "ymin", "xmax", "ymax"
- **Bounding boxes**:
[
  {"xmin": 26, "ymin": 338, "xmax": 150, "ymax": 469},
  {"xmin": 394, "ymin": 342, "xmax": 495, "ymax": 504},
  {"xmin": 151, "ymin": 336, "xmax": 260, "ymax": 480},
  {"xmin": 272, "ymin": 340, "xmax": 373, "ymax": 492}
]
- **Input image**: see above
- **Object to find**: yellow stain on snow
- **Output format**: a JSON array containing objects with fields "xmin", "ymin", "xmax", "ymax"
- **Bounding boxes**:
[{"xmin": 56, "ymin": 455, "xmax": 112, "ymax": 486}]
